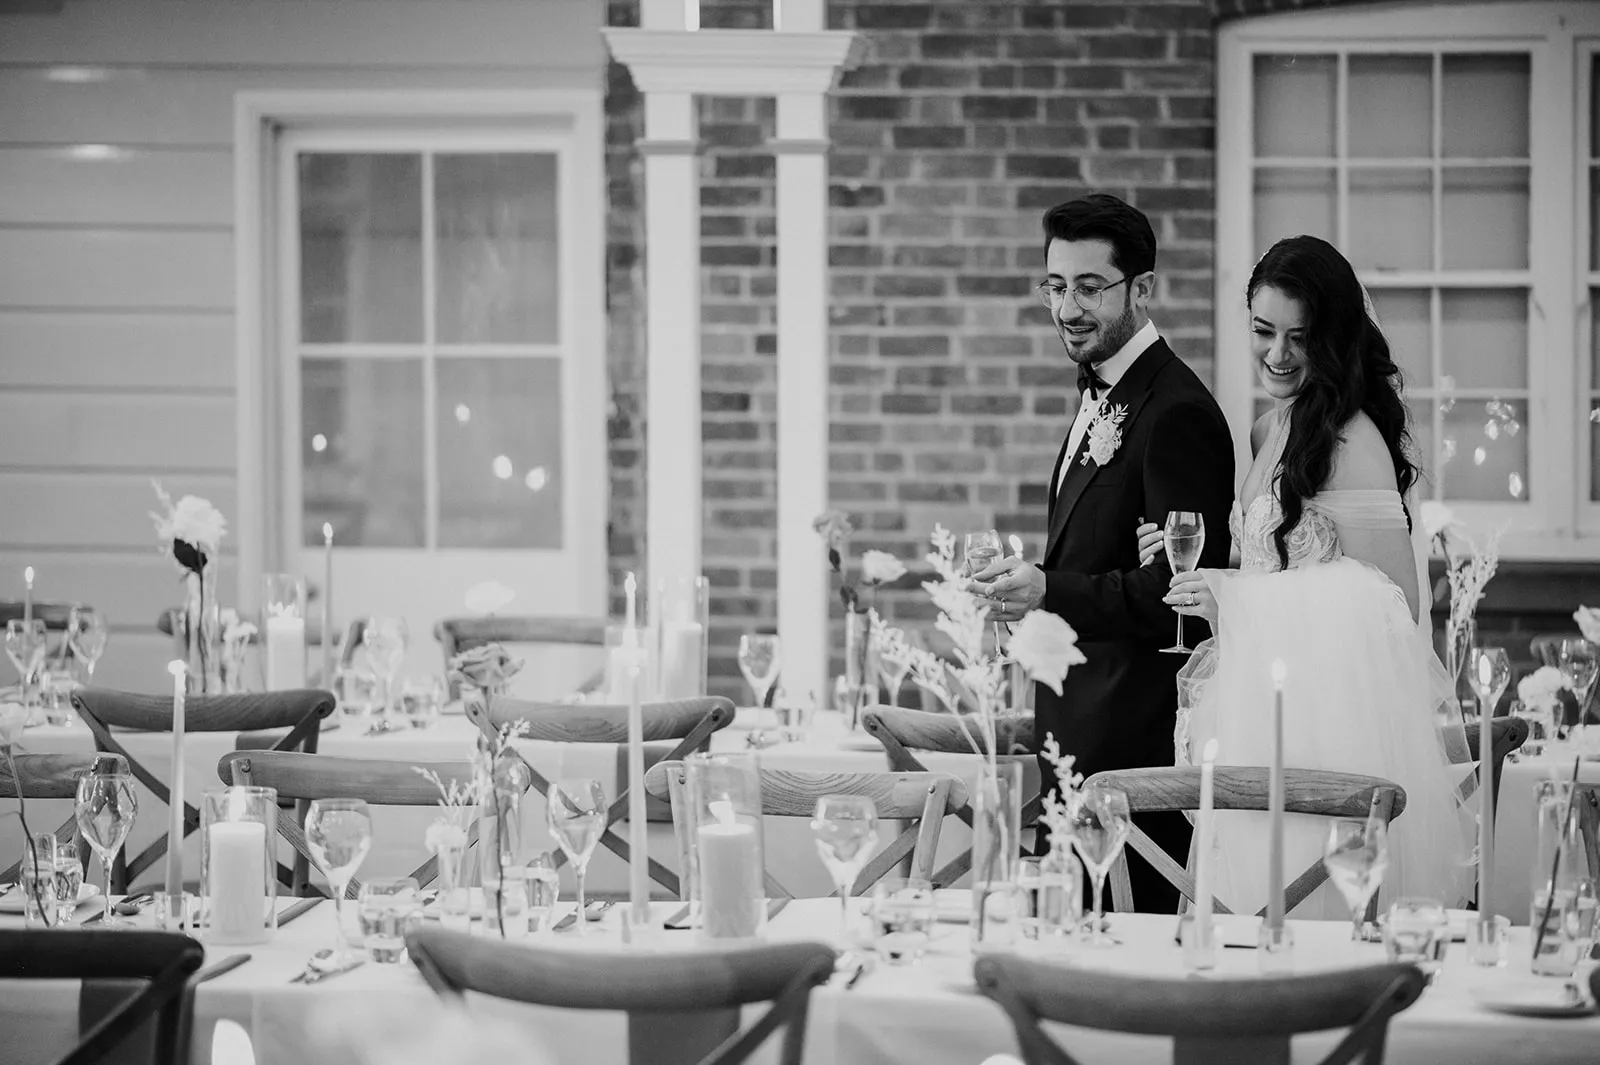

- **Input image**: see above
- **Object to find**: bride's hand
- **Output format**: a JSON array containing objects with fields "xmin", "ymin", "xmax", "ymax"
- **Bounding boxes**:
[
  {"xmin": 1164, "ymin": 570, "xmax": 1219, "ymax": 626},
  {"xmin": 1135, "ymin": 519, "xmax": 1162, "ymax": 567}
]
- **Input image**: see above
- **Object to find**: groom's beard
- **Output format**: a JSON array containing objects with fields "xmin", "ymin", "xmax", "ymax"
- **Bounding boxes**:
[{"xmin": 1058, "ymin": 303, "xmax": 1138, "ymax": 367}]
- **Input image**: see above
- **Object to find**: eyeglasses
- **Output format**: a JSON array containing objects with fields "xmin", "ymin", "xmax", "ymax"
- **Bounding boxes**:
[{"xmin": 1036, "ymin": 275, "xmax": 1135, "ymax": 312}]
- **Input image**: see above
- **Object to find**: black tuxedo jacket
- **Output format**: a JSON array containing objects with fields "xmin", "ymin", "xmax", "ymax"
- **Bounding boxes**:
[{"xmin": 1037, "ymin": 337, "xmax": 1235, "ymax": 781}]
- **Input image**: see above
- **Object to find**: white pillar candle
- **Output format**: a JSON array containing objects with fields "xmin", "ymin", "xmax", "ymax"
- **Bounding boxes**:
[
  {"xmin": 264, "ymin": 615, "xmax": 305, "ymax": 691},
  {"xmin": 1195, "ymin": 738, "xmax": 1219, "ymax": 948},
  {"xmin": 1267, "ymin": 659, "xmax": 1286, "ymax": 931},
  {"xmin": 659, "ymin": 621, "xmax": 705, "ymax": 699},
  {"xmin": 166, "ymin": 661, "xmax": 187, "ymax": 899},
  {"xmin": 208, "ymin": 820, "xmax": 267, "ymax": 942},
  {"xmin": 698, "ymin": 821, "xmax": 761, "ymax": 938}
]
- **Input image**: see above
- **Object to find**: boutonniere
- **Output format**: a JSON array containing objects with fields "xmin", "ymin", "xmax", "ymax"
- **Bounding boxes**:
[{"xmin": 1081, "ymin": 403, "xmax": 1129, "ymax": 467}]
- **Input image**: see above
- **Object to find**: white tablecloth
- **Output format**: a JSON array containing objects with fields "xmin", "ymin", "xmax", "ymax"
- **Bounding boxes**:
[
  {"xmin": 1492, "ymin": 752, "xmax": 1600, "ymax": 924},
  {"xmin": 3, "ymin": 896, "xmax": 1597, "ymax": 1065}
]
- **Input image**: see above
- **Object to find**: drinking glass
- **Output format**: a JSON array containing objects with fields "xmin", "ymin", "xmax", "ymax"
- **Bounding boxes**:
[
  {"xmin": 1383, "ymin": 897, "xmax": 1450, "ymax": 981},
  {"xmin": 398, "ymin": 676, "xmax": 445, "ymax": 729},
  {"xmin": 812, "ymin": 795, "xmax": 879, "ymax": 946},
  {"xmin": 358, "ymin": 616, "xmax": 409, "ymax": 713},
  {"xmin": 67, "ymin": 607, "xmax": 109, "ymax": 682},
  {"xmin": 1161, "ymin": 512, "xmax": 1205, "ymax": 654},
  {"xmin": 305, "ymin": 799, "xmax": 374, "ymax": 963},
  {"xmin": 738, "ymin": 634, "xmax": 782, "ymax": 744},
  {"xmin": 525, "ymin": 851, "xmax": 561, "ymax": 933},
  {"xmin": 5, "ymin": 618, "xmax": 47, "ymax": 709},
  {"xmin": 1467, "ymin": 646, "xmax": 1511, "ymax": 722},
  {"xmin": 547, "ymin": 778, "xmax": 606, "ymax": 936},
  {"xmin": 1556, "ymin": 638, "xmax": 1599, "ymax": 735},
  {"xmin": 482, "ymin": 867, "xmax": 532, "ymax": 940},
  {"xmin": 1323, "ymin": 818, "xmax": 1390, "ymax": 941},
  {"xmin": 1069, "ymin": 783, "xmax": 1131, "ymax": 947},
  {"xmin": 963, "ymin": 530, "xmax": 1003, "ymax": 578},
  {"xmin": 357, "ymin": 877, "xmax": 422, "ymax": 963},
  {"xmin": 53, "ymin": 840, "xmax": 84, "ymax": 925},
  {"xmin": 74, "ymin": 752, "xmax": 137, "ymax": 926},
  {"xmin": 870, "ymin": 877, "xmax": 935, "ymax": 965}
]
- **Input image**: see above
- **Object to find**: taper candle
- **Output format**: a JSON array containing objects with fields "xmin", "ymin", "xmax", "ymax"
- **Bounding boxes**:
[
  {"xmin": 1267, "ymin": 659, "xmax": 1286, "ymax": 931},
  {"xmin": 623, "ymin": 572, "xmax": 649, "ymax": 929},
  {"xmin": 1476, "ymin": 653, "xmax": 1495, "ymax": 918},
  {"xmin": 22, "ymin": 566, "xmax": 33, "ymax": 629},
  {"xmin": 322, "ymin": 523, "xmax": 334, "ymax": 688},
  {"xmin": 166, "ymin": 660, "xmax": 188, "ymax": 900},
  {"xmin": 1196, "ymin": 738, "xmax": 1219, "ymax": 948}
]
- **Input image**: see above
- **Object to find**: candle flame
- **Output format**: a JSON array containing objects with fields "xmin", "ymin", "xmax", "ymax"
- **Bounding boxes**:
[
  {"xmin": 1201, "ymin": 738, "xmax": 1219, "ymax": 763},
  {"xmin": 709, "ymin": 798, "xmax": 737, "ymax": 827},
  {"xmin": 168, "ymin": 660, "xmax": 187, "ymax": 677},
  {"xmin": 1270, "ymin": 658, "xmax": 1286, "ymax": 686},
  {"xmin": 322, "ymin": 522, "xmax": 333, "ymax": 542},
  {"xmin": 23, "ymin": 566, "xmax": 32, "ymax": 585},
  {"xmin": 1477, "ymin": 654, "xmax": 1493, "ymax": 686},
  {"xmin": 1008, "ymin": 534, "xmax": 1024, "ymax": 558},
  {"xmin": 624, "ymin": 571, "xmax": 637, "ymax": 596}
]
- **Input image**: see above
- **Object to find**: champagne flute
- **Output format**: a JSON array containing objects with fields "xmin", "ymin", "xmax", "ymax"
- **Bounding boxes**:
[
  {"xmin": 811, "ymin": 795, "xmax": 879, "ymax": 946},
  {"xmin": 738, "ymin": 634, "xmax": 782, "ymax": 744},
  {"xmin": 5, "ymin": 619, "xmax": 47, "ymax": 709},
  {"xmin": 1069, "ymin": 782, "xmax": 1131, "ymax": 947},
  {"xmin": 304, "ymin": 798, "xmax": 374, "ymax": 963},
  {"xmin": 548, "ymin": 778, "xmax": 606, "ymax": 936},
  {"xmin": 68, "ymin": 607, "xmax": 109, "ymax": 683},
  {"xmin": 964, "ymin": 531, "xmax": 1005, "ymax": 651},
  {"xmin": 1557, "ymin": 638, "xmax": 1599, "ymax": 738},
  {"xmin": 1467, "ymin": 646, "xmax": 1511, "ymax": 724},
  {"xmin": 1323, "ymin": 818, "xmax": 1390, "ymax": 941},
  {"xmin": 1160, "ymin": 511, "xmax": 1205, "ymax": 654},
  {"xmin": 74, "ymin": 753, "xmax": 137, "ymax": 926}
]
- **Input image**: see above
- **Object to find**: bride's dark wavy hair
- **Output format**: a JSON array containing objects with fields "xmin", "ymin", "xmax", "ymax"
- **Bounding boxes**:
[{"xmin": 1248, "ymin": 235, "xmax": 1419, "ymax": 569}]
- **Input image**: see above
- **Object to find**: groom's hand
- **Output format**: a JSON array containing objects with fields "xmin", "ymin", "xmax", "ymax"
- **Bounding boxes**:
[{"xmin": 968, "ymin": 558, "xmax": 1045, "ymax": 623}]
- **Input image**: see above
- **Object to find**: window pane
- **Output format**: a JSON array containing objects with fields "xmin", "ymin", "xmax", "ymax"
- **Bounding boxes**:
[
  {"xmin": 434, "ymin": 153, "xmax": 560, "ymax": 345},
  {"xmin": 1592, "ymin": 285, "xmax": 1600, "ymax": 386},
  {"xmin": 1253, "ymin": 168, "xmax": 1335, "ymax": 253},
  {"xmin": 1253, "ymin": 54, "xmax": 1336, "ymax": 158},
  {"xmin": 436, "ymin": 358, "xmax": 563, "ymax": 549},
  {"xmin": 302, "ymin": 358, "xmax": 425, "ymax": 547},
  {"xmin": 1348, "ymin": 55, "xmax": 1431, "ymax": 159},
  {"xmin": 1441, "ymin": 167, "xmax": 1528, "ymax": 270},
  {"xmin": 1368, "ymin": 288, "xmax": 1431, "ymax": 387},
  {"xmin": 1349, "ymin": 168, "xmax": 1431, "ymax": 272},
  {"xmin": 1441, "ymin": 397, "xmax": 1527, "ymax": 502},
  {"xmin": 1440, "ymin": 289, "xmax": 1526, "ymax": 392},
  {"xmin": 298, "ymin": 154, "xmax": 423, "ymax": 344},
  {"xmin": 1441, "ymin": 54, "xmax": 1529, "ymax": 158},
  {"xmin": 1591, "ymin": 166, "xmax": 1600, "ymax": 271}
]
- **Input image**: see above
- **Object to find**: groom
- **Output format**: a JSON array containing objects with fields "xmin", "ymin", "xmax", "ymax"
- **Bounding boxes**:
[{"xmin": 972, "ymin": 193, "xmax": 1235, "ymax": 912}]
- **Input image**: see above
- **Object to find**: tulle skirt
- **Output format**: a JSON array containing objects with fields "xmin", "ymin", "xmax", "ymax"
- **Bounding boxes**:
[{"xmin": 1176, "ymin": 558, "xmax": 1475, "ymax": 919}]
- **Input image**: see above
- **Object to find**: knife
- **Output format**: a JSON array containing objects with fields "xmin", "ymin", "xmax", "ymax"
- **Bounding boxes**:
[
  {"xmin": 194, "ymin": 954, "xmax": 251, "ymax": 984},
  {"xmin": 277, "ymin": 898, "xmax": 324, "ymax": 927},
  {"xmin": 554, "ymin": 899, "xmax": 613, "ymax": 931}
]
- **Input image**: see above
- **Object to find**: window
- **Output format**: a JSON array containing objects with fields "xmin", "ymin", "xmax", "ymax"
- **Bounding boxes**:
[{"xmin": 1218, "ymin": 2, "xmax": 1598, "ymax": 557}]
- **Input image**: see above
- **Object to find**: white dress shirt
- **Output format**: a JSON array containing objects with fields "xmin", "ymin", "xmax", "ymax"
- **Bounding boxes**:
[{"xmin": 1057, "ymin": 319, "xmax": 1161, "ymax": 494}]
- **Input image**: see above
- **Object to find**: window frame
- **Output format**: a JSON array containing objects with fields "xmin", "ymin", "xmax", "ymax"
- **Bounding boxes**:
[{"xmin": 1217, "ymin": 2, "xmax": 1594, "ymax": 560}]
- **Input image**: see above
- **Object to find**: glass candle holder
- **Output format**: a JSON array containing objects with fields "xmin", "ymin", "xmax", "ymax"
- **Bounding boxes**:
[
  {"xmin": 262, "ymin": 574, "xmax": 307, "ymax": 692},
  {"xmin": 1257, "ymin": 923, "xmax": 1295, "ymax": 973},
  {"xmin": 1529, "ymin": 780, "xmax": 1598, "ymax": 977},
  {"xmin": 686, "ymin": 750, "xmax": 766, "ymax": 941},
  {"xmin": 201, "ymin": 786, "xmax": 279, "ymax": 944}
]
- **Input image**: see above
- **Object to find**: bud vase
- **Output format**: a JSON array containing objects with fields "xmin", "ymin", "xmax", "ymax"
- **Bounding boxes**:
[
  {"xmin": 1447, "ymin": 618, "xmax": 1477, "ymax": 720},
  {"xmin": 842, "ymin": 610, "xmax": 879, "ymax": 729},
  {"xmin": 970, "ymin": 759, "xmax": 1025, "ymax": 947},
  {"xmin": 179, "ymin": 563, "xmax": 222, "ymax": 694},
  {"xmin": 434, "ymin": 839, "xmax": 470, "ymax": 931}
]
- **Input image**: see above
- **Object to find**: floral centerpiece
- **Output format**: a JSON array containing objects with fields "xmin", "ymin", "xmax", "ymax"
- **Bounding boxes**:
[
  {"xmin": 813, "ymin": 510, "xmax": 906, "ymax": 721},
  {"xmin": 150, "ymin": 482, "xmax": 227, "ymax": 693},
  {"xmin": 1423, "ymin": 501, "xmax": 1501, "ymax": 703},
  {"xmin": 448, "ymin": 643, "xmax": 524, "ymax": 703},
  {"xmin": 0, "ymin": 702, "xmax": 52, "ymax": 926}
]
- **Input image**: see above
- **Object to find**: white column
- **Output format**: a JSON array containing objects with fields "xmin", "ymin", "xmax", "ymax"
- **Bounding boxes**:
[
  {"xmin": 641, "ymin": 92, "xmax": 702, "ymax": 602},
  {"xmin": 773, "ymin": 92, "xmax": 830, "ymax": 704}
]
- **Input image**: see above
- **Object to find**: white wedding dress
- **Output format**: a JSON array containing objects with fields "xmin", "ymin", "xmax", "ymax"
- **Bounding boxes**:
[{"xmin": 1175, "ymin": 412, "xmax": 1474, "ymax": 919}]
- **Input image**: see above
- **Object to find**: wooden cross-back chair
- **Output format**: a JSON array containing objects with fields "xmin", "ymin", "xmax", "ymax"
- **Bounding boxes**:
[
  {"xmin": 645, "ymin": 759, "xmax": 968, "ymax": 898},
  {"xmin": 70, "ymin": 687, "xmax": 335, "ymax": 893},
  {"xmin": 435, "ymin": 615, "xmax": 608, "ymax": 701},
  {"xmin": 1082, "ymin": 766, "xmax": 1406, "ymax": 922},
  {"xmin": 1456, "ymin": 716, "xmax": 1528, "ymax": 806},
  {"xmin": 409, "ymin": 925, "xmax": 835, "ymax": 1065},
  {"xmin": 976, "ymin": 953, "xmax": 1425, "ymax": 1065},
  {"xmin": 464, "ymin": 693, "xmax": 733, "ymax": 897},
  {"xmin": 0, "ymin": 753, "xmax": 96, "ymax": 883},
  {"xmin": 861, "ymin": 706, "xmax": 1040, "ymax": 887},
  {"xmin": 218, "ymin": 750, "xmax": 498, "ymax": 899},
  {"xmin": 0, "ymin": 930, "xmax": 204, "ymax": 1065}
]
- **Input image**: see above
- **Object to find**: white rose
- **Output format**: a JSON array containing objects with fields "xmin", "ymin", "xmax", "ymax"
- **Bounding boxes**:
[
  {"xmin": 154, "ymin": 493, "xmax": 227, "ymax": 550},
  {"xmin": 1007, "ymin": 610, "xmax": 1087, "ymax": 696},
  {"xmin": 0, "ymin": 702, "xmax": 27, "ymax": 748},
  {"xmin": 1574, "ymin": 606, "xmax": 1600, "ymax": 645},
  {"xmin": 1517, "ymin": 665, "xmax": 1568, "ymax": 712},
  {"xmin": 1419, "ymin": 501, "xmax": 1456, "ymax": 540},
  {"xmin": 464, "ymin": 580, "xmax": 516, "ymax": 615},
  {"xmin": 859, "ymin": 550, "xmax": 906, "ymax": 586},
  {"xmin": 424, "ymin": 819, "xmax": 468, "ymax": 855}
]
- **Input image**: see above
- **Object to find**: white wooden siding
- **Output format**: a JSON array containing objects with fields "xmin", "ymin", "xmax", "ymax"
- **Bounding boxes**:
[{"xmin": 0, "ymin": 0, "xmax": 606, "ymax": 690}]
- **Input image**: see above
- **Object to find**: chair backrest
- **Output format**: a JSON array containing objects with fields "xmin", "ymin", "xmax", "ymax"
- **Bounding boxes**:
[
  {"xmin": 975, "ymin": 953, "xmax": 1425, "ymax": 1065},
  {"xmin": 71, "ymin": 688, "xmax": 334, "ymax": 893},
  {"xmin": 1083, "ymin": 766, "xmax": 1407, "ymax": 919},
  {"xmin": 1457, "ymin": 716, "xmax": 1529, "ymax": 806},
  {"xmin": 644, "ymin": 760, "xmax": 968, "ymax": 897},
  {"xmin": 0, "ymin": 599, "xmax": 82, "ymax": 631},
  {"xmin": 218, "ymin": 749, "xmax": 488, "ymax": 895},
  {"xmin": 1529, "ymin": 632, "xmax": 1581, "ymax": 668},
  {"xmin": 0, "ymin": 753, "xmax": 98, "ymax": 882},
  {"xmin": 0, "ymin": 930, "xmax": 203, "ymax": 1065},
  {"xmin": 436, "ymin": 615, "xmax": 608, "ymax": 700},
  {"xmin": 408, "ymin": 925, "xmax": 834, "ymax": 1065}
]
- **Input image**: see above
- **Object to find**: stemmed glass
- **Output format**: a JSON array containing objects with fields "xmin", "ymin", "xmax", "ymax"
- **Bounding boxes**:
[
  {"xmin": 1556, "ymin": 638, "xmax": 1599, "ymax": 738},
  {"xmin": 964, "ymin": 531, "xmax": 1005, "ymax": 651},
  {"xmin": 68, "ymin": 607, "xmax": 109, "ymax": 683},
  {"xmin": 1467, "ymin": 646, "xmax": 1511, "ymax": 724},
  {"xmin": 547, "ymin": 778, "xmax": 606, "ymax": 936},
  {"xmin": 1069, "ymin": 782, "xmax": 1131, "ymax": 947},
  {"xmin": 74, "ymin": 753, "xmax": 137, "ymax": 926},
  {"xmin": 304, "ymin": 798, "xmax": 373, "ymax": 963},
  {"xmin": 1160, "ymin": 512, "xmax": 1205, "ymax": 654},
  {"xmin": 811, "ymin": 795, "xmax": 879, "ymax": 946},
  {"xmin": 1323, "ymin": 818, "xmax": 1390, "ymax": 941},
  {"xmin": 738, "ymin": 634, "xmax": 782, "ymax": 744},
  {"xmin": 5, "ymin": 619, "xmax": 48, "ymax": 709},
  {"xmin": 877, "ymin": 632, "xmax": 916, "ymax": 708},
  {"xmin": 358, "ymin": 616, "xmax": 408, "ymax": 714}
]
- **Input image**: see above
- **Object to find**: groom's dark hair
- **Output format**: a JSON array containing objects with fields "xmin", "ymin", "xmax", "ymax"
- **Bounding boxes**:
[{"xmin": 1041, "ymin": 194, "xmax": 1157, "ymax": 278}]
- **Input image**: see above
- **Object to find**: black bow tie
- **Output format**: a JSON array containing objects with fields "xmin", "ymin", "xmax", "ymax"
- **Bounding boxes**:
[{"xmin": 1077, "ymin": 362, "xmax": 1110, "ymax": 400}]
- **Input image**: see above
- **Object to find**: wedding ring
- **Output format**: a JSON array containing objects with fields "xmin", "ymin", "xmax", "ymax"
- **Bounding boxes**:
[{"xmin": 1186, "ymin": 594, "xmax": 1197, "ymax": 607}]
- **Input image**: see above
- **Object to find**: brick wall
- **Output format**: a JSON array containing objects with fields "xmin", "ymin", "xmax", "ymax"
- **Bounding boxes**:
[{"xmin": 606, "ymin": 0, "xmax": 1221, "ymax": 700}]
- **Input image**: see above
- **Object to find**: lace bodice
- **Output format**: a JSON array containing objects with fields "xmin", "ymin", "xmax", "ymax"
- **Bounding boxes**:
[{"xmin": 1232, "ymin": 494, "xmax": 1343, "ymax": 572}]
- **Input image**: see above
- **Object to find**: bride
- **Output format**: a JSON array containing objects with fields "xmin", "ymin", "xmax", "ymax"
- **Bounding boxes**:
[{"xmin": 1139, "ymin": 234, "xmax": 1473, "ymax": 918}]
